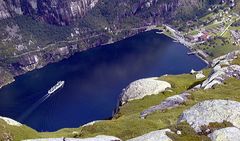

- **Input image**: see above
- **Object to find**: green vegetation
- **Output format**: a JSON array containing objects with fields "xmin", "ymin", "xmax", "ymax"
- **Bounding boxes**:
[
  {"xmin": 167, "ymin": 122, "xmax": 211, "ymax": 141},
  {"xmin": 232, "ymin": 54, "xmax": 240, "ymax": 65},
  {"xmin": 201, "ymin": 121, "xmax": 234, "ymax": 134},
  {"xmin": 168, "ymin": 5, "xmax": 240, "ymax": 59},
  {"xmin": 195, "ymin": 36, "xmax": 239, "ymax": 58},
  {"xmin": 0, "ymin": 16, "xmax": 72, "ymax": 57},
  {"xmin": 0, "ymin": 120, "xmax": 39, "ymax": 141},
  {"xmin": 0, "ymin": 67, "xmax": 14, "ymax": 88},
  {"xmin": 167, "ymin": 121, "xmax": 233, "ymax": 141}
]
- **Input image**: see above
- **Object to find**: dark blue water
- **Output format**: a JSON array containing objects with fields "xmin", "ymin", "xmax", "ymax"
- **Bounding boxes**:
[{"xmin": 0, "ymin": 30, "xmax": 206, "ymax": 132}]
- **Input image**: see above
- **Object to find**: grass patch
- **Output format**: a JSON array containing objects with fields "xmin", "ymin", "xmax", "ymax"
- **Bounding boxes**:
[
  {"xmin": 167, "ymin": 122, "xmax": 210, "ymax": 141},
  {"xmin": 232, "ymin": 54, "xmax": 240, "ymax": 65},
  {"xmin": 0, "ymin": 120, "xmax": 39, "ymax": 141},
  {"xmin": 195, "ymin": 37, "xmax": 240, "ymax": 58},
  {"xmin": 200, "ymin": 121, "xmax": 234, "ymax": 135},
  {"xmin": 0, "ymin": 68, "xmax": 14, "ymax": 88}
]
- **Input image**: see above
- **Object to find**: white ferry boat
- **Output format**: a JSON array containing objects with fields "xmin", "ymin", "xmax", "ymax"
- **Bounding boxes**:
[{"xmin": 48, "ymin": 81, "xmax": 65, "ymax": 95}]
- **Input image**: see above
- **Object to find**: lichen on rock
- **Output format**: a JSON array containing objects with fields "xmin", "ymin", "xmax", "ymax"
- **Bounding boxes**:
[
  {"xmin": 120, "ymin": 77, "xmax": 171, "ymax": 105},
  {"xmin": 208, "ymin": 127, "xmax": 240, "ymax": 141},
  {"xmin": 126, "ymin": 129, "xmax": 172, "ymax": 141},
  {"xmin": 201, "ymin": 65, "xmax": 240, "ymax": 89},
  {"xmin": 178, "ymin": 100, "xmax": 240, "ymax": 132},
  {"xmin": 23, "ymin": 135, "xmax": 122, "ymax": 141},
  {"xmin": 140, "ymin": 92, "xmax": 191, "ymax": 118}
]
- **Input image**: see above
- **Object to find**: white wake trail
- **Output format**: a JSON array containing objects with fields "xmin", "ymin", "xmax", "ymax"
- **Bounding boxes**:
[{"xmin": 18, "ymin": 93, "xmax": 51, "ymax": 121}]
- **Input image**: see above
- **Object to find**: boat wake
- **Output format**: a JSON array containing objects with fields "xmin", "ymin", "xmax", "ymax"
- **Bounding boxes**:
[{"xmin": 18, "ymin": 93, "xmax": 51, "ymax": 121}]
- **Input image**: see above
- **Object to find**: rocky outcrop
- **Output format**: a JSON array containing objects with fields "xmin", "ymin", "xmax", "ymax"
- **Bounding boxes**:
[
  {"xmin": 208, "ymin": 127, "xmax": 240, "ymax": 141},
  {"xmin": 200, "ymin": 50, "xmax": 240, "ymax": 89},
  {"xmin": 0, "ymin": 0, "xmax": 99, "ymax": 25},
  {"xmin": 196, "ymin": 72, "xmax": 206, "ymax": 80},
  {"xmin": 23, "ymin": 135, "xmax": 121, "ymax": 141},
  {"xmin": 0, "ymin": 116, "xmax": 22, "ymax": 126},
  {"xmin": 120, "ymin": 77, "xmax": 171, "ymax": 105},
  {"xmin": 140, "ymin": 92, "xmax": 190, "ymax": 118},
  {"xmin": 127, "ymin": 129, "xmax": 172, "ymax": 141},
  {"xmin": 201, "ymin": 51, "xmax": 240, "ymax": 89},
  {"xmin": 190, "ymin": 70, "xmax": 206, "ymax": 80},
  {"xmin": 178, "ymin": 100, "xmax": 240, "ymax": 132},
  {"xmin": 211, "ymin": 51, "xmax": 239, "ymax": 68},
  {"xmin": 201, "ymin": 65, "xmax": 240, "ymax": 89}
]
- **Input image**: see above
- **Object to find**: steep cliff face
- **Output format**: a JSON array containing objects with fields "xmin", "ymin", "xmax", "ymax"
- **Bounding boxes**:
[
  {"xmin": 80, "ymin": 0, "xmax": 217, "ymax": 30},
  {"xmin": 0, "ymin": 1, "xmax": 22, "ymax": 19},
  {"xmin": 0, "ymin": 0, "xmax": 222, "ymax": 25},
  {"xmin": 0, "ymin": 0, "xmax": 99, "ymax": 25},
  {"xmin": 130, "ymin": 0, "xmax": 222, "ymax": 22}
]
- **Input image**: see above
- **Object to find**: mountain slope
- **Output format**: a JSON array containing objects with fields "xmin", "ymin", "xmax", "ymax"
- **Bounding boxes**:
[
  {"xmin": 0, "ymin": 0, "xmax": 220, "ymax": 88},
  {"xmin": 0, "ymin": 0, "xmax": 99, "ymax": 25}
]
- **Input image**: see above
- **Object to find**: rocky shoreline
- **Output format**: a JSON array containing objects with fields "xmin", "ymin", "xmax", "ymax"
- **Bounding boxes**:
[{"xmin": 0, "ymin": 78, "xmax": 14, "ymax": 89}]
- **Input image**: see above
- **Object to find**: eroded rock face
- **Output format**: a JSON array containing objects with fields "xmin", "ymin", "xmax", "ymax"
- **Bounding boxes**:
[
  {"xmin": 179, "ymin": 100, "xmax": 240, "ymax": 132},
  {"xmin": 208, "ymin": 127, "xmax": 240, "ymax": 141},
  {"xmin": 140, "ymin": 92, "xmax": 190, "ymax": 118},
  {"xmin": 0, "ymin": 0, "xmax": 98, "ymax": 25},
  {"xmin": 201, "ymin": 51, "xmax": 240, "ymax": 90},
  {"xmin": 0, "ymin": 0, "xmax": 220, "ymax": 26},
  {"xmin": 201, "ymin": 65, "xmax": 240, "ymax": 89},
  {"xmin": 23, "ymin": 135, "xmax": 122, "ymax": 141},
  {"xmin": 127, "ymin": 129, "xmax": 172, "ymax": 141},
  {"xmin": 120, "ymin": 77, "xmax": 171, "ymax": 105},
  {"xmin": 211, "ymin": 51, "xmax": 239, "ymax": 68}
]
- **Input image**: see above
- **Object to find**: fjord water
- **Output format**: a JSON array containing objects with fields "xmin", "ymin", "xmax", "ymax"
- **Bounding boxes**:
[{"xmin": 0, "ymin": 30, "xmax": 206, "ymax": 131}]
